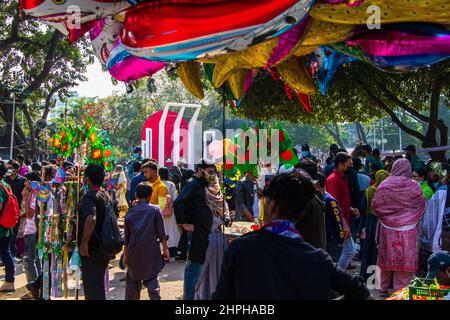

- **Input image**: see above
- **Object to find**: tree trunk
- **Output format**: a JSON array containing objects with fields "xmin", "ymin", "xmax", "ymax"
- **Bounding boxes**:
[
  {"xmin": 355, "ymin": 121, "xmax": 368, "ymax": 144},
  {"xmin": 422, "ymin": 67, "xmax": 449, "ymax": 162},
  {"xmin": 324, "ymin": 123, "xmax": 346, "ymax": 150}
]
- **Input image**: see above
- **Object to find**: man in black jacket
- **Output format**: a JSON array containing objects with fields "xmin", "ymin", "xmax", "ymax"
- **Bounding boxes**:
[
  {"xmin": 213, "ymin": 172, "xmax": 372, "ymax": 300},
  {"xmin": 174, "ymin": 159, "xmax": 214, "ymax": 300}
]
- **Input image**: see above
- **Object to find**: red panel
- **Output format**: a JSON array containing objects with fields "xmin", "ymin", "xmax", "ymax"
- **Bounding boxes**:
[{"xmin": 141, "ymin": 110, "xmax": 189, "ymax": 166}]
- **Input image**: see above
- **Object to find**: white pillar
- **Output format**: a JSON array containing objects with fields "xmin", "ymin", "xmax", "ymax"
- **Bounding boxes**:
[
  {"xmin": 173, "ymin": 107, "xmax": 186, "ymax": 166},
  {"xmin": 158, "ymin": 108, "xmax": 170, "ymax": 165}
]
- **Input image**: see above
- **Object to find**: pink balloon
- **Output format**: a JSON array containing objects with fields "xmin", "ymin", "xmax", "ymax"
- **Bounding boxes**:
[{"xmin": 208, "ymin": 140, "xmax": 224, "ymax": 159}]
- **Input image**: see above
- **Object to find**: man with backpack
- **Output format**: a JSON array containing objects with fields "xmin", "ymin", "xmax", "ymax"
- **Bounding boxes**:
[
  {"xmin": 0, "ymin": 161, "xmax": 19, "ymax": 292},
  {"xmin": 4, "ymin": 159, "xmax": 27, "ymax": 260},
  {"xmin": 79, "ymin": 164, "xmax": 121, "ymax": 300}
]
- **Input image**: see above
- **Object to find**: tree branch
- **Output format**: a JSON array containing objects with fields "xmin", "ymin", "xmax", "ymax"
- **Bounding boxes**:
[
  {"xmin": 356, "ymin": 78, "xmax": 426, "ymax": 142},
  {"xmin": 22, "ymin": 31, "xmax": 62, "ymax": 96},
  {"xmin": 324, "ymin": 123, "xmax": 345, "ymax": 149},
  {"xmin": 373, "ymin": 78, "xmax": 432, "ymax": 123},
  {"xmin": 0, "ymin": 8, "xmax": 21, "ymax": 51}
]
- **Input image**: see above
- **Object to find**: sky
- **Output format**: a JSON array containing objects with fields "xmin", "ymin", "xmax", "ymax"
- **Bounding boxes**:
[{"xmin": 74, "ymin": 59, "xmax": 124, "ymax": 98}]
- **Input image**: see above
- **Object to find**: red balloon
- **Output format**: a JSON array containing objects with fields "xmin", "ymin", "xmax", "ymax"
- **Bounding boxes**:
[{"xmin": 280, "ymin": 130, "xmax": 285, "ymax": 142}]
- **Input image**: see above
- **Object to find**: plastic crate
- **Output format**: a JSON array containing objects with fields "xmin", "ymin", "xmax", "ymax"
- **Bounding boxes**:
[{"xmin": 408, "ymin": 278, "xmax": 450, "ymax": 300}]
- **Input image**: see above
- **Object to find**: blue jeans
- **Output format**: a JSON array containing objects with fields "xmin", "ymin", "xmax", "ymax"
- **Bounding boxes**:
[
  {"xmin": 0, "ymin": 236, "xmax": 15, "ymax": 282},
  {"xmin": 338, "ymin": 236, "xmax": 357, "ymax": 270},
  {"xmin": 23, "ymin": 234, "xmax": 41, "ymax": 283},
  {"xmin": 183, "ymin": 261, "xmax": 203, "ymax": 300},
  {"xmin": 10, "ymin": 219, "xmax": 20, "ymax": 258}
]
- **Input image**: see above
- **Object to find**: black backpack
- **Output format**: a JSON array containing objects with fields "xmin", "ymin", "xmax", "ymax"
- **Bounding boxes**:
[{"xmin": 87, "ymin": 193, "xmax": 123, "ymax": 257}]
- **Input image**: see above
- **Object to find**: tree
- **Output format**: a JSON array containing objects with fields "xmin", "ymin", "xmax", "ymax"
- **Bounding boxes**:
[
  {"xmin": 0, "ymin": 1, "xmax": 93, "ymax": 159},
  {"xmin": 235, "ymin": 59, "xmax": 450, "ymax": 160}
]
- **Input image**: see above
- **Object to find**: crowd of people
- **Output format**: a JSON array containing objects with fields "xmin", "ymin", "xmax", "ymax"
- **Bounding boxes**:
[{"xmin": 0, "ymin": 141, "xmax": 450, "ymax": 300}]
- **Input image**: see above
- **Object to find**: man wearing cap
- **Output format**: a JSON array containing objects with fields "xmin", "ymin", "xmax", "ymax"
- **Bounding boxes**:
[
  {"xmin": 403, "ymin": 145, "xmax": 425, "ymax": 172},
  {"xmin": 426, "ymin": 252, "xmax": 450, "ymax": 288}
]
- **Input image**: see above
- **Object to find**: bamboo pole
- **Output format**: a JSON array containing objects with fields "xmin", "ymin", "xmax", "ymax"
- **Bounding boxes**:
[{"xmin": 75, "ymin": 150, "xmax": 82, "ymax": 301}]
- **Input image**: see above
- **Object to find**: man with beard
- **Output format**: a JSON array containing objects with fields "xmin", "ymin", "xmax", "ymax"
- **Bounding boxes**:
[
  {"xmin": 403, "ymin": 145, "xmax": 425, "ymax": 172},
  {"xmin": 174, "ymin": 159, "xmax": 214, "ymax": 300},
  {"xmin": 325, "ymin": 152, "xmax": 360, "ymax": 270}
]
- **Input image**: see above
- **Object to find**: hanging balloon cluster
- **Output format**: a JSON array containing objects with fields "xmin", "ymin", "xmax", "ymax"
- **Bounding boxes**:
[
  {"xmin": 50, "ymin": 117, "xmax": 115, "ymax": 171},
  {"xmin": 222, "ymin": 122, "xmax": 299, "ymax": 178},
  {"xmin": 19, "ymin": 0, "xmax": 450, "ymax": 109}
]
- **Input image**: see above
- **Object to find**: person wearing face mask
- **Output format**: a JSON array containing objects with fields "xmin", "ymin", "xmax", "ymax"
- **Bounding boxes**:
[
  {"xmin": 301, "ymin": 144, "xmax": 317, "ymax": 162},
  {"xmin": 127, "ymin": 146, "xmax": 143, "ymax": 181},
  {"xmin": 325, "ymin": 152, "xmax": 360, "ymax": 271},
  {"xmin": 212, "ymin": 172, "xmax": 373, "ymax": 300},
  {"xmin": 0, "ymin": 161, "xmax": 16, "ymax": 293},
  {"xmin": 173, "ymin": 159, "xmax": 214, "ymax": 300},
  {"xmin": 4, "ymin": 160, "xmax": 28, "ymax": 260},
  {"xmin": 194, "ymin": 164, "xmax": 231, "ymax": 300},
  {"xmin": 412, "ymin": 167, "xmax": 435, "ymax": 200}
]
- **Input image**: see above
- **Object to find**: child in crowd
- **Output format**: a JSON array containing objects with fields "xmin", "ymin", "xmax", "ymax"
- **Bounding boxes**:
[{"xmin": 123, "ymin": 182, "xmax": 169, "ymax": 300}]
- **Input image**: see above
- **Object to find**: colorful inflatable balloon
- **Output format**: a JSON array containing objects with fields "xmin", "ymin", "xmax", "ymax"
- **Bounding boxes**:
[
  {"xmin": 20, "ymin": 0, "xmax": 450, "ymax": 104},
  {"xmin": 107, "ymin": 42, "xmax": 167, "ymax": 82},
  {"xmin": 333, "ymin": 23, "xmax": 450, "ymax": 72},
  {"xmin": 90, "ymin": 18, "xmax": 122, "ymax": 65},
  {"xmin": 121, "ymin": 0, "xmax": 314, "ymax": 61},
  {"xmin": 19, "ymin": 0, "xmax": 130, "ymax": 38}
]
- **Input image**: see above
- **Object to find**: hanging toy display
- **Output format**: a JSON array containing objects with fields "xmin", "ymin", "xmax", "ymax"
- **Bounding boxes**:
[
  {"xmin": 49, "ymin": 116, "xmax": 115, "ymax": 171},
  {"xmin": 35, "ymin": 165, "xmax": 82, "ymax": 300}
]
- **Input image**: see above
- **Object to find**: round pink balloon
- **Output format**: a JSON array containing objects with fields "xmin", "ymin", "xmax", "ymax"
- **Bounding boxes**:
[{"xmin": 208, "ymin": 140, "xmax": 224, "ymax": 159}]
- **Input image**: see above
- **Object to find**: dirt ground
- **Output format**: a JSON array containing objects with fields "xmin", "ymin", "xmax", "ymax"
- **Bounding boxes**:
[{"xmin": 0, "ymin": 253, "xmax": 185, "ymax": 300}]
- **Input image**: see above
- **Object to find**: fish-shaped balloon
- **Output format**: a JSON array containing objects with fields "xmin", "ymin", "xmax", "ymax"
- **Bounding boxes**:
[{"xmin": 121, "ymin": 0, "xmax": 314, "ymax": 61}]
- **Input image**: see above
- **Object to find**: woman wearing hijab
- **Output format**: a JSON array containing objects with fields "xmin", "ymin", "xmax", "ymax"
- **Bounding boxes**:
[
  {"xmin": 194, "ymin": 165, "xmax": 230, "ymax": 300},
  {"xmin": 372, "ymin": 158, "xmax": 426, "ymax": 296},
  {"xmin": 359, "ymin": 170, "xmax": 390, "ymax": 281},
  {"xmin": 115, "ymin": 165, "xmax": 129, "ymax": 218}
]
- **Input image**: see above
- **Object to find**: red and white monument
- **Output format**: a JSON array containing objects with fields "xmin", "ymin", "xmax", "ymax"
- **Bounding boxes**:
[{"xmin": 141, "ymin": 103, "xmax": 201, "ymax": 169}]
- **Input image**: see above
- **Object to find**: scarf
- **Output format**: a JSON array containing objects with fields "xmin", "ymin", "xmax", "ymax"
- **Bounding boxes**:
[
  {"xmin": 263, "ymin": 219, "xmax": 302, "ymax": 240},
  {"xmin": 365, "ymin": 170, "xmax": 389, "ymax": 215},
  {"xmin": 372, "ymin": 159, "xmax": 426, "ymax": 228},
  {"xmin": 205, "ymin": 176, "xmax": 226, "ymax": 218}
]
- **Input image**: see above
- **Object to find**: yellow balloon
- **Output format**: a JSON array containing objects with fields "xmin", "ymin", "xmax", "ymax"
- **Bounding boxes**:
[
  {"xmin": 177, "ymin": 61, "xmax": 204, "ymax": 99},
  {"xmin": 310, "ymin": 0, "xmax": 450, "ymax": 24},
  {"xmin": 207, "ymin": 39, "xmax": 278, "ymax": 88},
  {"xmin": 293, "ymin": 45, "xmax": 318, "ymax": 57},
  {"xmin": 301, "ymin": 18, "xmax": 355, "ymax": 46},
  {"xmin": 275, "ymin": 57, "xmax": 317, "ymax": 95},
  {"xmin": 227, "ymin": 69, "xmax": 247, "ymax": 100}
]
